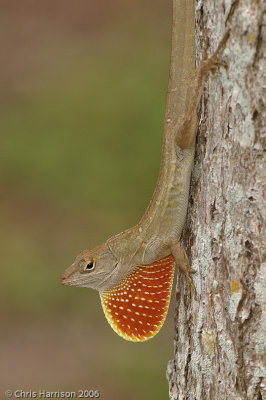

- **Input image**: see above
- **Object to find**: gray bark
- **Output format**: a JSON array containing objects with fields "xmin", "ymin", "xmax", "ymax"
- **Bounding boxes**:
[{"xmin": 167, "ymin": 0, "xmax": 265, "ymax": 399}]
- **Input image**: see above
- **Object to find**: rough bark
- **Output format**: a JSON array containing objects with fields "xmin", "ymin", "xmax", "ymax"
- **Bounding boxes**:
[{"xmin": 167, "ymin": 0, "xmax": 265, "ymax": 399}]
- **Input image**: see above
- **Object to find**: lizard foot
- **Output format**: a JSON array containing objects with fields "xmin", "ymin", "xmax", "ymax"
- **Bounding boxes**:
[
  {"xmin": 179, "ymin": 262, "xmax": 197, "ymax": 300},
  {"xmin": 200, "ymin": 30, "xmax": 230, "ymax": 76},
  {"xmin": 175, "ymin": 30, "xmax": 230, "ymax": 149}
]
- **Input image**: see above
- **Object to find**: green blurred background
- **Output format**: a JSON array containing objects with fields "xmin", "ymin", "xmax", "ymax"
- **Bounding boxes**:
[{"xmin": 0, "ymin": 1, "xmax": 175, "ymax": 399}]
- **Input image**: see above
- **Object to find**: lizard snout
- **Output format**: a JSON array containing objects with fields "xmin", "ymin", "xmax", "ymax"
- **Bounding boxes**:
[{"xmin": 61, "ymin": 261, "xmax": 78, "ymax": 286}]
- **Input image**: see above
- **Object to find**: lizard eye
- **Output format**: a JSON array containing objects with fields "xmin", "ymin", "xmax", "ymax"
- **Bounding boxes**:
[
  {"xmin": 85, "ymin": 261, "xmax": 95, "ymax": 271},
  {"xmin": 80, "ymin": 260, "xmax": 95, "ymax": 273}
]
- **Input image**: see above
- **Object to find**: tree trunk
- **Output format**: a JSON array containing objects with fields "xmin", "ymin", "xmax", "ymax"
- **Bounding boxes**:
[{"xmin": 167, "ymin": 0, "xmax": 265, "ymax": 399}]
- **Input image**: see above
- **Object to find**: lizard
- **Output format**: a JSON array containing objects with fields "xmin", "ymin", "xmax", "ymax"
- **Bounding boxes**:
[{"xmin": 61, "ymin": 0, "xmax": 230, "ymax": 342}]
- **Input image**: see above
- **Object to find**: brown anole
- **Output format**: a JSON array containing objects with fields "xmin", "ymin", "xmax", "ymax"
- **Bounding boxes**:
[{"xmin": 61, "ymin": 0, "xmax": 230, "ymax": 342}]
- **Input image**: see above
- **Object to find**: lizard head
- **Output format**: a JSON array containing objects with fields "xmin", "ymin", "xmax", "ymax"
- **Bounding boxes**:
[{"xmin": 61, "ymin": 243, "xmax": 118, "ymax": 292}]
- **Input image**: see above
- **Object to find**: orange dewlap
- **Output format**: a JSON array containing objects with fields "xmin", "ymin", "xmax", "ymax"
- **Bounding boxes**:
[{"xmin": 100, "ymin": 255, "xmax": 175, "ymax": 342}]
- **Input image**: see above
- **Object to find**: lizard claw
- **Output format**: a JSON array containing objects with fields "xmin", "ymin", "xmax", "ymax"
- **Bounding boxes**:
[{"xmin": 209, "ymin": 59, "xmax": 228, "ymax": 77}]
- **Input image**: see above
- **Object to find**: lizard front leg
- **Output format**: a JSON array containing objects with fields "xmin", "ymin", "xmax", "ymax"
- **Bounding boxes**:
[{"xmin": 163, "ymin": 238, "xmax": 197, "ymax": 297}]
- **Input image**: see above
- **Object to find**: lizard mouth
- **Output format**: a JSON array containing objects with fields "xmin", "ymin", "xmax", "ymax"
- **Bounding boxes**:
[
  {"xmin": 61, "ymin": 275, "xmax": 74, "ymax": 286},
  {"xmin": 61, "ymin": 268, "xmax": 80, "ymax": 286},
  {"xmin": 61, "ymin": 260, "xmax": 80, "ymax": 286},
  {"xmin": 61, "ymin": 276, "xmax": 85, "ymax": 287}
]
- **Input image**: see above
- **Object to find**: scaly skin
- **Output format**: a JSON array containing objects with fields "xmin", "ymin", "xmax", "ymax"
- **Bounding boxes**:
[{"xmin": 61, "ymin": 0, "xmax": 230, "ymax": 341}]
